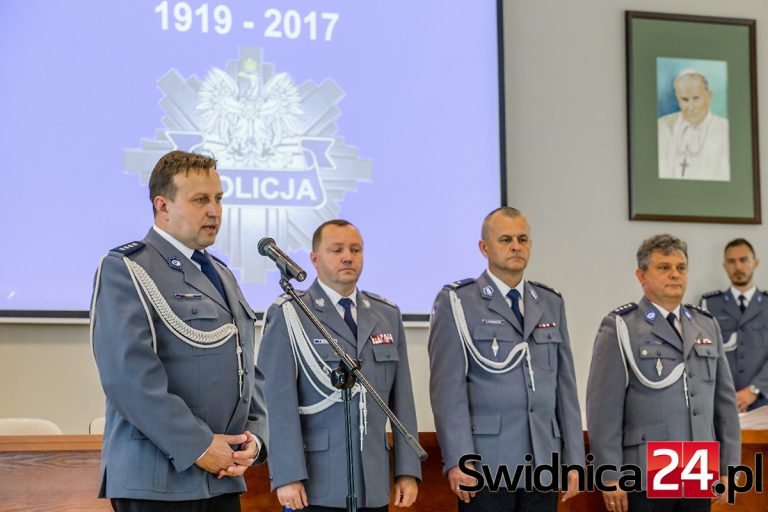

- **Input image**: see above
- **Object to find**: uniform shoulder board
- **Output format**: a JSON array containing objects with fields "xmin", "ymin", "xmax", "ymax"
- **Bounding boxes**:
[
  {"xmin": 274, "ymin": 290, "xmax": 304, "ymax": 306},
  {"xmin": 209, "ymin": 253, "xmax": 228, "ymax": 267},
  {"xmin": 686, "ymin": 304, "xmax": 714, "ymax": 318},
  {"xmin": 110, "ymin": 241, "xmax": 145, "ymax": 256},
  {"xmin": 528, "ymin": 281, "xmax": 562, "ymax": 297},
  {"xmin": 444, "ymin": 278, "xmax": 475, "ymax": 290},
  {"xmin": 613, "ymin": 303, "xmax": 638, "ymax": 315},
  {"xmin": 701, "ymin": 289, "xmax": 724, "ymax": 299},
  {"xmin": 362, "ymin": 290, "xmax": 398, "ymax": 309}
]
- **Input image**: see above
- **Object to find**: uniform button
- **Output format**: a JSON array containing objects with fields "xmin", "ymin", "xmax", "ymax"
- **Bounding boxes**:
[
  {"xmin": 689, "ymin": 372, "xmax": 694, "ymax": 378},
  {"xmin": 690, "ymin": 392, "xmax": 696, "ymax": 397},
  {"xmin": 641, "ymin": 435, "xmax": 646, "ymax": 441},
  {"xmin": 693, "ymin": 410, "xmax": 699, "ymax": 416},
  {"xmin": 528, "ymin": 384, "xmax": 533, "ymax": 389},
  {"xmin": 191, "ymin": 308, "xmax": 198, "ymax": 314},
  {"xmin": 656, "ymin": 351, "xmax": 662, "ymax": 356},
  {"xmin": 740, "ymin": 369, "xmax": 745, "ymax": 373},
  {"xmin": 242, "ymin": 397, "xmax": 247, "ymax": 403},
  {"xmin": 471, "ymin": 426, "xmax": 476, "ymax": 431},
  {"xmin": 529, "ymin": 408, "xmax": 534, "ymax": 413}
]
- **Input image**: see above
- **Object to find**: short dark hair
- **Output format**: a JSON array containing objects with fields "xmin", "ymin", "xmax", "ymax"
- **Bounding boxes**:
[
  {"xmin": 636, "ymin": 234, "xmax": 688, "ymax": 271},
  {"xmin": 312, "ymin": 219, "xmax": 357, "ymax": 250},
  {"xmin": 481, "ymin": 207, "xmax": 525, "ymax": 240},
  {"xmin": 724, "ymin": 238, "xmax": 755, "ymax": 257},
  {"xmin": 148, "ymin": 150, "xmax": 217, "ymax": 215}
]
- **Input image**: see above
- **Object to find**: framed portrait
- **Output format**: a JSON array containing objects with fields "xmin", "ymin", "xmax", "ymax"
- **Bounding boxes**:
[{"xmin": 626, "ymin": 11, "xmax": 760, "ymax": 223}]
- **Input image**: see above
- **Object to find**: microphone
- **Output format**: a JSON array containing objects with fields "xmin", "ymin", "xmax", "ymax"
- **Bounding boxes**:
[{"xmin": 257, "ymin": 237, "xmax": 307, "ymax": 282}]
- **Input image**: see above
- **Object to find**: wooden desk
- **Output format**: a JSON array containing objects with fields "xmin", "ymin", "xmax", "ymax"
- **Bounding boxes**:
[{"xmin": 1, "ymin": 432, "xmax": 765, "ymax": 511}]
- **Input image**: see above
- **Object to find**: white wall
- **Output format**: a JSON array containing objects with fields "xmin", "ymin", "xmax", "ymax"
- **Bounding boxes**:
[
  {"xmin": 503, "ymin": 0, "xmax": 768, "ymax": 415},
  {"xmin": 2, "ymin": 0, "xmax": 768, "ymax": 433}
]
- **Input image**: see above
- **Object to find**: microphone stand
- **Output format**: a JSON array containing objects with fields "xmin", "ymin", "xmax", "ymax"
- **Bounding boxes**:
[{"xmin": 277, "ymin": 276, "xmax": 427, "ymax": 512}]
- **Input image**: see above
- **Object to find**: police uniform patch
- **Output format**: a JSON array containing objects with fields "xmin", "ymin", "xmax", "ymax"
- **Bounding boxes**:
[
  {"xmin": 528, "ymin": 281, "xmax": 562, "ymax": 298},
  {"xmin": 167, "ymin": 257, "xmax": 183, "ymax": 270},
  {"xmin": 111, "ymin": 241, "xmax": 145, "ymax": 256},
  {"xmin": 613, "ymin": 303, "xmax": 638, "ymax": 315}
]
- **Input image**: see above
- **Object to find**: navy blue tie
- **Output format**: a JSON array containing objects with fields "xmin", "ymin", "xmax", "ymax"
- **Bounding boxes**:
[
  {"xmin": 191, "ymin": 250, "xmax": 227, "ymax": 300},
  {"xmin": 666, "ymin": 312, "xmax": 682, "ymax": 341},
  {"xmin": 338, "ymin": 297, "xmax": 358, "ymax": 339},
  {"xmin": 506, "ymin": 289, "xmax": 524, "ymax": 327},
  {"xmin": 739, "ymin": 295, "xmax": 747, "ymax": 313}
]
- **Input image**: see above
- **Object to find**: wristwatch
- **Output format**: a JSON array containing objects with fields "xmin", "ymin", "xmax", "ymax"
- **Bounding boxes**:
[{"xmin": 749, "ymin": 384, "xmax": 761, "ymax": 396}]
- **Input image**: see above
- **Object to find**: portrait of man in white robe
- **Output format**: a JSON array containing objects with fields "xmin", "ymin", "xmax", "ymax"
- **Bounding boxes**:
[{"xmin": 657, "ymin": 62, "xmax": 731, "ymax": 182}]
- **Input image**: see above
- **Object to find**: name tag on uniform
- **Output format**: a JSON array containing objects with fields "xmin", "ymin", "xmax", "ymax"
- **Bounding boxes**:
[
  {"xmin": 312, "ymin": 338, "xmax": 329, "ymax": 345},
  {"xmin": 175, "ymin": 293, "xmax": 202, "ymax": 299},
  {"xmin": 371, "ymin": 333, "xmax": 394, "ymax": 345},
  {"xmin": 481, "ymin": 319, "xmax": 505, "ymax": 325}
]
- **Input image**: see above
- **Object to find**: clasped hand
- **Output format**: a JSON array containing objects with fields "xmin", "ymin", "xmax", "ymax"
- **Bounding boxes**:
[{"xmin": 195, "ymin": 431, "xmax": 258, "ymax": 478}]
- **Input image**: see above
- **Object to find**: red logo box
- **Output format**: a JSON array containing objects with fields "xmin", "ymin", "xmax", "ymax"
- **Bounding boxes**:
[{"xmin": 647, "ymin": 441, "xmax": 719, "ymax": 498}]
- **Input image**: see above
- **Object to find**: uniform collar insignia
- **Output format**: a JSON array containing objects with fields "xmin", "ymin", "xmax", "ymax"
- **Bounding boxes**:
[
  {"xmin": 167, "ymin": 256, "xmax": 183, "ymax": 270},
  {"xmin": 482, "ymin": 285, "xmax": 494, "ymax": 297},
  {"xmin": 682, "ymin": 307, "xmax": 692, "ymax": 321},
  {"xmin": 315, "ymin": 297, "xmax": 325, "ymax": 307},
  {"xmin": 529, "ymin": 287, "xmax": 538, "ymax": 300},
  {"xmin": 758, "ymin": 294, "xmax": 764, "ymax": 304},
  {"xmin": 724, "ymin": 294, "xmax": 731, "ymax": 302},
  {"xmin": 362, "ymin": 298, "xmax": 371, "ymax": 309},
  {"xmin": 644, "ymin": 309, "xmax": 657, "ymax": 323}
]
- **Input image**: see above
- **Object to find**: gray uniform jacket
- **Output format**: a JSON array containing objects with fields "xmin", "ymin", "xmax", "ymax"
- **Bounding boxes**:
[
  {"xmin": 586, "ymin": 297, "xmax": 741, "ymax": 485},
  {"xmin": 701, "ymin": 289, "xmax": 768, "ymax": 410},
  {"xmin": 257, "ymin": 279, "xmax": 421, "ymax": 508},
  {"xmin": 428, "ymin": 273, "xmax": 584, "ymax": 485},
  {"xmin": 91, "ymin": 228, "xmax": 268, "ymax": 500}
]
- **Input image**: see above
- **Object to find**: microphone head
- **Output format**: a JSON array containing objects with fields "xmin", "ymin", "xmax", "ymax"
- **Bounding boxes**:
[{"xmin": 257, "ymin": 237, "xmax": 275, "ymax": 256}]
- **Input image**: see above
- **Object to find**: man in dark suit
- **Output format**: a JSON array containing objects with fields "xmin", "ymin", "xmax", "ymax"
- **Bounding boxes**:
[
  {"xmin": 428, "ymin": 207, "xmax": 583, "ymax": 512},
  {"xmin": 91, "ymin": 150, "xmax": 268, "ymax": 512},
  {"xmin": 701, "ymin": 238, "xmax": 768, "ymax": 412},
  {"xmin": 258, "ymin": 219, "xmax": 421, "ymax": 511}
]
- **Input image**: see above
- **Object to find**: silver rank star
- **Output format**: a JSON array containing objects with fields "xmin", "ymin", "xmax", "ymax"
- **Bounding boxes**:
[{"xmin": 656, "ymin": 358, "xmax": 663, "ymax": 377}]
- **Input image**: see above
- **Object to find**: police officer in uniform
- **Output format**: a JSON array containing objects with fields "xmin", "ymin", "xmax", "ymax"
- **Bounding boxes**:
[
  {"xmin": 257, "ymin": 219, "xmax": 421, "ymax": 511},
  {"xmin": 91, "ymin": 150, "xmax": 268, "ymax": 512},
  {"xmin": 428, "ymin": 207, "xmax": 583, "ymax": 512},
  {"xmin": 700, "ymin": 238, "xmax": 768, "ymax": 412},
  {"xmin": 587, "ymin": 234, "xmax": 740, "ymax": 512}
]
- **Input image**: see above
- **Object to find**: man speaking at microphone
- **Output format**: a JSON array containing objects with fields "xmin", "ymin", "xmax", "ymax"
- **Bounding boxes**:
[
  {"xmin": 258, "ymin": 219, "xmax": 421, "ymax": 511},
  {"xmin": 91, "ymin": 150, "xmax": 268, "ymax": 511}
]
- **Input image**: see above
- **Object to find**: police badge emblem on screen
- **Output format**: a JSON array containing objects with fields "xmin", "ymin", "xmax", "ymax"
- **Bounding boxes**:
[{"xmin": 123, "ymin": 47, "xmax": 372, "ymax": 284}]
